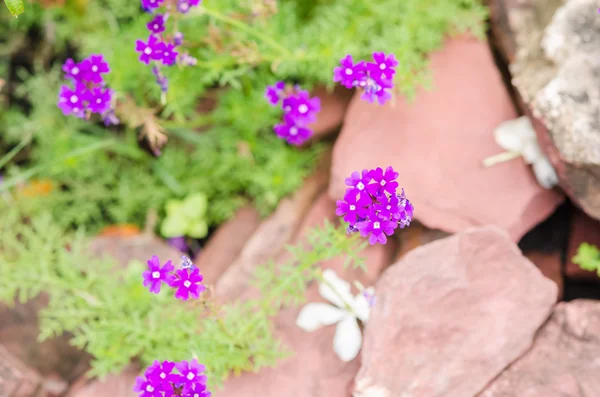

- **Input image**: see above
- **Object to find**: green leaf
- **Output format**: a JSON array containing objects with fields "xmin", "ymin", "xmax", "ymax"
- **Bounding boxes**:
[
  {"xmin": 160, "ymin": 213, "xmax": 187, "ymax": 237},
  {"xmin": 572, "ymin": 242, "xmax": 600, "ymax": 272},
  {"xmin": 4, "ymin": 0, "xmax": 24, "ymax": 17},
  {"xmin": 187, "ymin": 220, "xmax": 208, "ymax": 239},
  {"xmin": 181, "ymin": 193, "xmax": 208, "ymax": 218}
]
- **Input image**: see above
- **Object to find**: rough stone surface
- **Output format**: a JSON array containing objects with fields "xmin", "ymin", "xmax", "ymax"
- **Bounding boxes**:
[
  {"xmin": 217, "ymin": 193, "xmax": 395, "ymax": 397},
  {"xmin": 0, "ymin": 298, "xmax": 90, "ymax": 384},
  {"xmin": 524, "ymin": 251, "xmax": 563, "ymax": 301},
  {"xmin": 88, "ymin": 234, "xmax": 182, "ymax": 269},
  {"xmin": 491, "ymin": 0, "xmax": 600, "ymax": 221},
  {"xmin": 0, "ymin": 344, "xmax": 41, "ymax": 397},
  {"xmin": 394, "ymin": 221, "xmax": 450, "ymax": 262},
  {"xmin": 215, "ymin": 150, "xmax": 332, "ymax": 301},
  {"xmin": 353, "ymin": 226, "xmax": 557, "ymax": 397},
  {"xmin": 194, "ymin": 205, "xmax": 261, "ymax": 286},
  {"xmin": 479, "ymin": 300, "xmax": 600, "ymax": 397},
  {"xmin": 66, "ymin": 365, "xmax": 139, "ymax": 397},
  {"xmin": 329, "ymin": 37, "xmax": 563, "ymax": 242},
  {"xmin": 309, "ymin": 85, "xmax": 354, "ymax": 140},
  {"xmin": 566, "ymin": 208, "xmax": 600, "ymax": 282}
]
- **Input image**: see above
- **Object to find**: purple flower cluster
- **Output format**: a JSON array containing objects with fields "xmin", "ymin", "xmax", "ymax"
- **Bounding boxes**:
[
  {"xmin": 333, "ymin": 52, "xmax": 398, "ymax": 105},
  {"xmin": 57, "ymin": 55, "xmax": 119, "ymax": 126},
  {"xmin": 336, "ymin": 166, "xmax": 413, "ymax": 245},
  {"xmin": 265, "ymin": 82, "xmax": 321, "ymax": 146},
  {"xmin": 142, "ymin": 255, "xmax": 206, "ymax": 301},
  {"xmin": 134, "ymin": 359, "xmax": 211, "ymax": 397},
  {"xmin": 136, "ymin": 0, "xmax": 201, "ymax": 95}
]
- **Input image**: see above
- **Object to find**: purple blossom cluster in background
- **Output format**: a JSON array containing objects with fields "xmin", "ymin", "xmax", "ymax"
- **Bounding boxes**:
[
  {"xmin": 57, "ymin": 55, "xmax": 119, "ymax": 126},
  {"xmin": 136, "ymin": 0, "xmax": 201, "ymax": 96},
  {"xmin": 134, "ymin": 359, "xmax": 211, "ymax": 397},
  {"xmin": 265, "ymin": 81, "xmax": 321, "ymax": 146},
  {"xmin": 333, "ymin": 52, "xmax": 398, "ymax": 105},
  {"xmin": 142, "ymin": 255, "xmax": 206, "ymax": 301},
  {"xmin": 336, "ymin": 166, "xmax": 413, "ymax": 245}
]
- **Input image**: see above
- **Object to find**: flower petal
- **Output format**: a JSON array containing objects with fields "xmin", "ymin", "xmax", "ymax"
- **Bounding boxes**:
[
  {"xmin": 333, "ymin": 315, "xmax": 362, "ymax": 362},
  {"xmin": 351, "ymin": 287, "xmax": 375, "ymax": 323},
  {"xmin": 319, "ymin": 269, "xmax": 354, "ymax": 309},
  {"xmin": 296, "ymin": 303, "xmax": 346, "ymax": 332}
]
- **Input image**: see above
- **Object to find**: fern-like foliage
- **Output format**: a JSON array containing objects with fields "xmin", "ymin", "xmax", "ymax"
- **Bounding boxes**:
[
  {"xmin": 573, "ymin": 242, "xmax": 600, "ymax": 277},
  {"xmin": 0, "ymin": 211, "xmax": 366, "ymax": 386}
]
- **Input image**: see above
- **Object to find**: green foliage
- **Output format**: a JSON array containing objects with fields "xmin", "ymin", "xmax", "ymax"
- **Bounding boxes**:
[
  {"xmin": 3, "ymin": 0, "xmax": 23, "ymax": 17},
  {"xmin": 0, "ymin": 211, "xmax": 366, "ymax": 384},
  {"xmin": 573, "ymin": 242, "xmax": 600, "ymax": 277},
  {"xmin": 161, "ymin": 193, "xmax": 209, "ymax": 238}
]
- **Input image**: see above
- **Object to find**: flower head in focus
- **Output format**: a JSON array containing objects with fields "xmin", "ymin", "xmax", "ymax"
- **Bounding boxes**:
[{"xmin": 337, "ymin": 166, "xmax": 413, "ymax": 245}]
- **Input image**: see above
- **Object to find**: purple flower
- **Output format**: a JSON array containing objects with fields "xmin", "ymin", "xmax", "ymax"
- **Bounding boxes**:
[
  {"xmin": 264, "ymin": 81, "xmax": 285, "ymax": 106},
  {"xmin": 333, "ymin": 52, "xmax": 396, "ymax": 105},
  {"xmin": 175, "ymin": 359, "xmax": 207, "ymax": 392},
  {"xmin": 170, "ymin": 268, "xmax": 205, "ymax": 300},
  {"xmin": 160, "ymin": 43, "xmax": 178, "ymax": 66},
  {"xmin": 366, "ymin": 52, "xmax": 397, "ymax": 80},
  {"xmin": 152, "ymin": 66, "xmax": 169, "ymax": 92},
  {"xmin": 356, "ymin": 209, "xmax": 398, "ymax": 245},
  {"xmin": 344, "ymin": 169, "xmax": 371, "ymax": 198},
  {"xmin": 62, "ymin": 58, "xmax": 85, "ymax": 82},
  {"xmin": 174, "ymin": 32, "xmax": 184, "ymax": 46},
  {"xmin": 86, "ymin": 87, "xmax": 112, "ymax": 113},
  {"xmin": 142, "ymin": 255, "xmax": 174, "ymax": 294},
  {"xmin": 177, "ymin": 0, "xmax": 191, "ymax": 13},
  {"xmin": 358, "ymin": 72, "xmax": 393, "ymax": 105},
  {"xmin": 168, "ymin": 236, "xmax": 189, "ymax": 253},
  {"xmin": 102, "ymin": 109, "xmax": 120, "ymax": 126},
  {"xmin": 336, "ymin": 190, "xmax": 369, "ymax": 224},
  {"xmin": 273, "ymin": 115, "xmax": 312, "ymax": 146},
  {"xmin": 373, "ymin": 193, "xmax": 401, "ymax": 221},
  {"xmin": 57, "ymin": 83, "xmax": 87, "ymax": 118},
  {"xmin": 333, "ymin": 55, "xmax": 365, "ymax": 89},
  {"xmin": 367, "ymin": 166, "xmax": 399, "ymax": 196},
  {"xmin": 187, "ymin": 382, "xmax": 212, "ymax": 397},
  {"xmin": 179, "ymin": 53, "xmax": 198, "ymax": 66},
  {"xmin": 282, "ymin": 90, "xmax": 321, "ymax": 124},
  {"xmin": 395, "ymin": 188, "xmax": 414, "ymax": 228},
  {"xmin": 146, "ymin": 360, "xmax": 180, "ymax": 390},
  {"xmin": 82, "ymin": 54, "xmax": 110, "ymax": 84},
  {"xmin": 136, "ymin": 35, "xmax": 165, "ymax": 64},
  {"xmin": 147, "ymin": 14, "xmax": 166, "ymax": 34},
  {"xmin": 141, "ymin": 0, "xmax": 164, "ymax": 11},
  {"xmin": 133, "ymin": 372, "xmax": 162, "ymax": 397}
]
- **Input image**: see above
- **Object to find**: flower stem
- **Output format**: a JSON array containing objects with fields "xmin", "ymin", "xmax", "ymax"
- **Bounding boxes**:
[
  {"xmin": 190, "ymin": 6, "xmax": 292, "ymax": 57},
  {"xmin": 482, "ymin": 150, "xmax": 521, "ymax": 167}
]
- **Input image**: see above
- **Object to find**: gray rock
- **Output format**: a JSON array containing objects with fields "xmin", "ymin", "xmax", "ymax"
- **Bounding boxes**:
[{"xmin": 507, "ymin": 0, "xmax": 600, "ymax": 220}]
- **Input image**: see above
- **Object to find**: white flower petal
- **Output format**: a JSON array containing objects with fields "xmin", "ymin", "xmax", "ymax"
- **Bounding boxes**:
[
  {"xmin": 351, "ymin": 287, "xmax": 375, "ymax": 323},
  {"xmin": 494, "ymin": 116, "xmax": 535, "ymax": 152},
  {"xmin": 296, "ymin": 303, "xmax": 347, "ymax": 332},
  {"xmin": 319, "ymin": 269, "xmax": 354, "ymax": 309},
  {"xmin": 532, "ymin": 157, "xmax": 559, "ymax": 189},
  {"xmin": 521, "ymin": 141, "xmax": 542, "ymax": 165},
  {"xmin": 333, "ymin": 315, "xmax": 363, "ymax": 362}
]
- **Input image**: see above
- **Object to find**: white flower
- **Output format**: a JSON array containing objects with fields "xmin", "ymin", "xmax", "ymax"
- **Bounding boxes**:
[
  {"xmin": 296, "ymin": 269, "xmax": 374, "ymax": 362},
  {"xmin": 484, "ymin": 116, "xmax": 559, "ymax": 189}
]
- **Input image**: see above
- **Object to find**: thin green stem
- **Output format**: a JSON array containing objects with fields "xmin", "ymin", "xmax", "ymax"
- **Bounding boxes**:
[
  {"xmin": 0, "ymin": 138, "xmax": 116, "ymax": 193},
  {"xmin": 0, "ymin": 133, "xmax": 32, "ymax": 171},
  {"xmin": 188, "ymin": 6, "xmax": 292, "ymax": 56}
]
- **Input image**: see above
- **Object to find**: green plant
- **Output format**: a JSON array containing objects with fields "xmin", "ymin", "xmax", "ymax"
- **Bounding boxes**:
[
  {"xmin": 161, "ymin": 193, "xmax": 209, "ymax": 239},
  {"xmin": 4, "ymin": 0, "xmax": 23, "ymax": 17},
  {"xmin": 0, "ymin": 210, "xmax": 366, "ymax": 386},
  {"xmin": 573, "ymin": 242, "xmax": 600, "ymax": 277}
]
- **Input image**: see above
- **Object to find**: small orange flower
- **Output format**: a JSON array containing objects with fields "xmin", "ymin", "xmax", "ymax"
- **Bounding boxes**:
[{"xmin": 18, "ymin": 179, "xmax": 54, "ymax": 198}]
